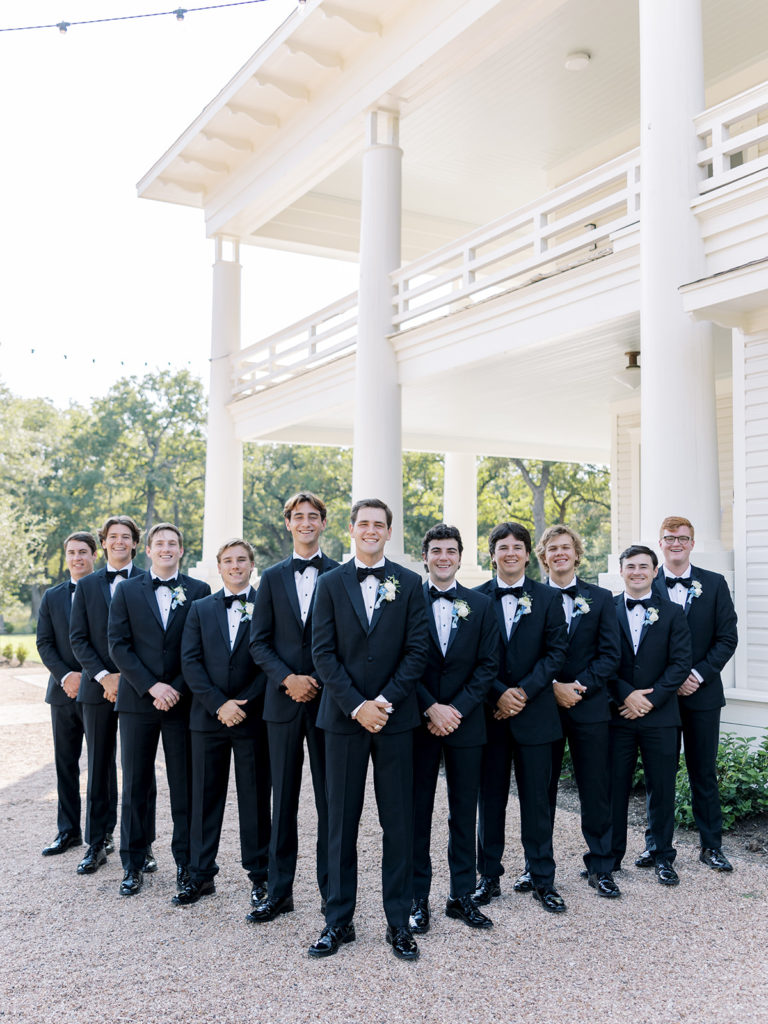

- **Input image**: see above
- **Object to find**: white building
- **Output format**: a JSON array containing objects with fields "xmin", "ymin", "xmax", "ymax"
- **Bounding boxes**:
[{"xmin": 138, "ymin": 0, "xmax": 768, "ymax": 735}]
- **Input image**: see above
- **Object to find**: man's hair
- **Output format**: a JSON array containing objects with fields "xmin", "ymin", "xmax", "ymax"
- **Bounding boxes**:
[
  {"xmin": 350, "ymin": 498, "xmax": 393, "ymax": 528},
  {"xmin": 216, "ymin": 538, "xmax": 255, "ymax": 563},
  {"xmin": 98, "ymin": 515, "xmax": 141, "ymax": 550},
  {"xmin": 659, "ymin": 516, "xmax": 694, "ymax": 540},
  {"xmin": 283, "ymin": 491, "xmax": 327, "ymax": 521},
  {"xmin": 535, "ymin": 524, "xmax": 584, "ymax": 568},
  {"xmin": 488, "ymin": 521, "xmax": 532, "ymax": 560},
  {"xmin": 619, "ymin": 544, "xmax": 658, "ymax": 568},
  {"xmin": 64, "ymin": 531, "xmax": 97, "ymax": 555},
  {"xmin": 421, "ymin": 523, "xmax": 463, "ymax": 561},
  {"xmin": 146, "ymin": 522, "xmax": 184, "ymax": 547}
]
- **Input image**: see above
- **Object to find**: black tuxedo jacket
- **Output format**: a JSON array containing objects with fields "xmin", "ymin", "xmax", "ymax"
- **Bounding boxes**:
[
  {"xmin": 475, "ymin": 576, "xmax": 568, "ymax": 745},
  {"xmin": 108, "ymin": 572, "xmax": 210, "ymax": 716},
  {"xmin": 417, "ymin": 581, "xmax": 498, "ymax": 747},
  {"xmin": 651, "ymin": 565, "xmax": 737, "ymax": 711},
  {"xmin": 37, "ymin": 580, "xmax": 83, "ymax": 706},
  {"xmin": 312, "ymin": 558, "xmax": 429, "ymax": 735},
  {"xmin": 249, "ymin": 553, "xmax": 339, "ymax": 724},
  {"xmin": 182, "ymin": 587, "xmax": 265, "ymax": 735},
  {"xmin": 554, "ymin": 578, "xmax": 620, "ymax": 724},
  {"xmin": 70, "ymin": 565, "xmax": 146, "ymax": 705},
  {"xmin": 611, "ymin": 594, "xmax": 692, "ymax": 727}
]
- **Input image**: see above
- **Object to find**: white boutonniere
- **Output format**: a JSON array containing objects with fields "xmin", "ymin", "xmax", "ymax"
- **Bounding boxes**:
[
  {"xmin": 170, "ymin": 585, "xmax": 186, "ymax": 610},
  {"xmin": 240, "ymin": 600, "xmax": 254, "ymax": 623},
  {"xmin": 572, "ymin": 595, "xmax": 591, "ymax": 617},
  {"xmin": 513, "ymin": 592, "xmax": 532, "ymax": 624},
  {"xmin": 374, "ymin": 575, "xmax": 400, "ymax": 609},
  {"xmin": 643, "ymin": 606, "xmax": 659, "ymax": 627},
  {"xmin": 688, "ymin": 580, "xmax": 702, "ymax": 602},
  {"xmin": 451, "ymin": 599, "xmax": 471, "ymax": 629}
]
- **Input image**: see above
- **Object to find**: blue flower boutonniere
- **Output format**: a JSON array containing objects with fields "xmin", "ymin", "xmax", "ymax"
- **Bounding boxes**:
[
  {"xmin": 239, "ymin": 600, "xmax": 254, "ymax": 623},
  {"xmin": 451, "ymin": 599, "xmax": 471, "ymax": 629},
  {"xmin": 170, "ymin": 585, "xmax": 186, "ymax": 611},
  {"xmin": 687, "ymin": 580, "xmax": 703, "ymax": 604},
  {"xmin": 374, "ymin": 576, "xmax": 400, "ymax": 610},
  {"xmin": 513, "ymin": 592, "xmax": 532, "ymax": 624},
  {"xmin": 643, "ymin": 606, "xmax": 660, "ymax": 627},
  {"xmin": 572, "ymin": 595, "xmax": 591, "ymax": 617}
]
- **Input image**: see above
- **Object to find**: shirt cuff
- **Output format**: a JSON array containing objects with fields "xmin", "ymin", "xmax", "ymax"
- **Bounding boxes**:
[
  {"xmin": 691, "ymin": 668, "xmax": 704, "ymax": 684},
  {"xmin": 351, "ymin": 701, "xmax": 365, "ymax": 720},
  {"xmin": 95, "ymin": 670, "xmax": 108, "ymax": 682}
]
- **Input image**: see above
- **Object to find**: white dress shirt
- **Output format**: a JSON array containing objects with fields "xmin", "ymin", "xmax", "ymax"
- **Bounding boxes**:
[
  {"xmin": 663, "ymin": 566, "xmax": 691, "ymax": 609},
  {"xmin": 624, "ymin": 591, "xmax": 653, "ymax": 654},
  {"xmin": 352, "ymin": 558, "xmax": 389, "ymax": 719},
  {"xmin": 496, "ymin": 578, "xmax": 523, "ymax": 640},
  {"xmin": 293, "ymin": 549, "xmax": 322, "ymax": 625},
  {"xmin": 225, "ymin": 590, "xmax": 250, "ymax": 650},
  {"xmin": 548, "ymin": 576, "xmax": 576, "ymax": 627},
  {"xmin": 430, "ymin": 583, "xmax": 455, "ymax": 656},
  {"xmin": 150, "ymin": 571, "xmax": 176, "ymax": 629}
]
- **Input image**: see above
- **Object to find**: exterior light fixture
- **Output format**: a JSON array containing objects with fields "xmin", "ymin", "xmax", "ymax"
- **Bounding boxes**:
[{"xmin": 613, "ymin": 351, "xmax": 641, "ymax": 390}]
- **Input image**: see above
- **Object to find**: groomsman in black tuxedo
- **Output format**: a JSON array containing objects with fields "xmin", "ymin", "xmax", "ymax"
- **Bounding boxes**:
[
  {"xmin": 632, "ymin": 516, "xmax": 737, "ymax": 873},
  {"xmin": 70, "ymin": 515, "xmax": 144, "ymax": 876},
  {"xmin": 248, "ymin": 492, "xmax": 337, "ymax": 923},
  {"xmin": 473, "ymin": 522, "xmax": 568, "ymax": 914},
  {"xmin": 176, "ymin": 539, "xmax": 270, "ymax": 908},
  {"xmin": 409, "ymin": 524, "xmax": 498, "ymax": 936},
  {"xmin": 108, "ymin": 523, "xmax": 210, "ymax": 897},
  {"xmin": 36, "ymin": 532, "xmax": 97, "ymax": 857},
  {"xmin": 534, "ymin": 525, "xmax": 621, "ymax": 898},
  {"xmin": 610, "ymin": 545, "xmax": 691, "ymax": 887},
  {"xmin": 309, "ymin": 499, "xmax": 429, "ymax": 961}
]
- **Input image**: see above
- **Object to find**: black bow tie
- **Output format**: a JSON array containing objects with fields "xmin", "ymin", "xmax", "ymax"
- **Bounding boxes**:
[
  {"xmin": 68, "ymin": 581, "xmax": 77, "ymax": 593},
  {"xmin": 429, "ymin": 585, "xmax": 457, "ymax": 603},
  {"xmin": 495, "ymin": 585, "xmax": 524, "ymax": 600},
  {"xmin": 357, "ymin": 565, "xmax": 386, "ymax": 583},
  {"xmin": 293, "ymin": 555, "xmax": 322, "ymax": 575},
  {"xmin": 223, "ymin": 592, "xmax": 248, "ymax": 608},
  {"xmin": 559, "ymin": 585, "xmax": 578, "ymax": 599},
  {"xmin": 105, "ymin": 568, "xmax": 129, "ymax": 584},
  {"xmin": 152, "ymin": 577, "xmax": 178, "ymax": 591},
  {"xmin": 665, "ymin": 576, "xmax": 692, "ymax": 589},
  {"xmin": 626, "ymin": 597, "xmax": 651, "ymax": 610}
]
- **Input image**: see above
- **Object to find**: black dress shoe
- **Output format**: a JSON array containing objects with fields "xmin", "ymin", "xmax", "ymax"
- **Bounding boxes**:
[
  {"xmin": 409, "ymin": 897, "xmax": 430, "ymax": 934},
  {"xmin": 176, "ymin": 864, "xmax": 190, "ymax": 891},
  {"xmin": 472, "ymin": 875, "xmax": 501, "ymax": 906},
  {"xmin": 77, "ymin": 843, "xmax": 107, "ymax": 875},
  {"xmin": 143, "ymin": 846, "xmax": 158, "ymax": 873},
  {"xmin": 42, "ymin": 831, "xmax": 82, "ymax": 856},
  {"xmin": 588, "ymin": 873, "xmax": 621, "ymax": 898},
  {"xmin": 104, "ymin": 833, "xmax": 115, "ymax": 855},
  {"xmin": 308, "ymin": 923, "xmax": 356, "ymax": 959},
  {"xmin": 446, "ymin": 894, "xmax": 493, "ymax": 929},
  {"xmin": 385, "ymin": 925, "xmax": 419, "ymax": 961},
  {"xmin": 700, "ymin": 847, "xmax": 733, "ymax": 872},
  {"xmin": 246, "ymin": 893, "xmax": 294, "ymax": 923},
  {"xmin": 119, "ymin": 870, "xmax": 143, "ymax": 897},
  {"xmin": 172, "ymin": 879, "xmax": 216, "ymax": 906},
  {"xmin": 655, "ymin": 860, "xmax": 680, "ymax": 886},
  {"xmin": 532, "ymin": 886, "xmax": 567, "ymax": 913},
  {"xmin": 513, "ymin": 870, "xmax": 534, "ymax": 893},
  {"xmin": 250, "ymin": 881, "xmax": 268, "ymax": 906},
  {"xmin": 635, "ymin": 849, "xmax": 654, "ymax": 868}
]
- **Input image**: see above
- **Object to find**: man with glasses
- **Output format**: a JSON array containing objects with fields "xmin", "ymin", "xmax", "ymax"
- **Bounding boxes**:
[{"xmin": 634, "ymin": 517, "xmax": 738, "ymax": 873}]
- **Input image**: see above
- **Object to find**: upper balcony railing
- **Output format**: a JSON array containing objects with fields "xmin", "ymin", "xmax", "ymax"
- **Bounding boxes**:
[{"xmin": 696, "ymin": 80, "xmax": 768, "ymax": 193}]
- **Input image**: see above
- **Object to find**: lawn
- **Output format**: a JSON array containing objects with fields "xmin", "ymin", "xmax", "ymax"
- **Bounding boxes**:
[{"xmin": 0, "ymin": 634, "xmax": 41, "ymax": 665}]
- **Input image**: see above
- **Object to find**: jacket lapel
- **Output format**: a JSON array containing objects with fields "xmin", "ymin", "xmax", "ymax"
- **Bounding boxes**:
[
  {"xmin": 568, "ymin": 579, "xmax": 584, "ymax": 637},
  {"xmin": 214, "ymin": 590, "xmax": 231, "ymax": 648},
  {"xmin": 98, "ymin": 569, "xmax": 112, "ymax": 607},
  {"xmin": 423, "ymin": 581, "xmax": 444, "ymax": 656},
  {"xmin": 231, "ymin": 587, "xmax": 256, "ymax": 653},
  {"xmin": 341, "ymin": 560, "xmax": 371, "ymax": 634},
  {"xmin": 367, "ymin": 561, "xmax": 394, "ymax": 636},
  {"xmin": 142, "ymin": 575, "xmax": 165, "ymax": 630},
  {"xmin": 615, "ymin": 595, "xmax": 634, "ymax": 651},
  {"xmin": 507, "ymin": 578, "xmax": 531, "ymax": 642},
  {"xmin": 278, "ymin": 558, "xmax": 304, "ymax": 626}
]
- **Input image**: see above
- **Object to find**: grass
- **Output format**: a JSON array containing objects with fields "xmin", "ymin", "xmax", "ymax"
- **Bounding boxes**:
[{"xmin": 0, "ymin": 634, "xmax": 41, "ymax": 665}]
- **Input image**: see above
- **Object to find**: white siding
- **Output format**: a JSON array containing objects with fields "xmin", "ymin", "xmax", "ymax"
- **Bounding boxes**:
[
  {"xmin": 717, "ymin": 383, "xmax": 734, "ymax": 549},
  {"xmin": 743, "ymin": 333, "xmax": 768, "ymax": 693}
]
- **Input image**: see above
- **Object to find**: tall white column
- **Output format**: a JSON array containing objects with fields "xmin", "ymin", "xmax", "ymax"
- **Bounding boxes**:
[
  {"xmin": 639, "ymin": 0, "xmax": 723, "ymax": 561},
  {"xmin": 443, "ymin": 451, "xmax": 488, "ymax": 584},
  {"xmin": 352, "ymin": 110, "xmax": 405, "ymax": 556},
  {"xmin": 194, "ymin": 238, "xmax": 244, "ymax": 588}
]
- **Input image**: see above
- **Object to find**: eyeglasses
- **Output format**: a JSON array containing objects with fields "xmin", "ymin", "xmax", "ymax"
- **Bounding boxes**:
[{"xmin": 661, "ymin": 535, "xmax": 691, "ymax": 545}]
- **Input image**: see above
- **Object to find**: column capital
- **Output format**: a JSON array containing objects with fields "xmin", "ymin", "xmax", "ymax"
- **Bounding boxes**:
[{"xmin": 366, "ymin": 108, "xmax": 400, "ymax": 148}]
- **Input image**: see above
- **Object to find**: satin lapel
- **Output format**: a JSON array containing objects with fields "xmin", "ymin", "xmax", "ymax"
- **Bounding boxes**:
[
  {"xmin": 98, "ymin": 570, "xmax": 112, "ymax": 608},
  {"xmin": 278, "ymin": 559, "xmax": 304, "ymax": 626},
  {"xmin": 507, "ymin": 579, "xmax": 531, "ymax": 642},
  {"xmin": 62, "ymin": 584, "xmax": 73, "ymax": 625},
  {"xmin": 568, "ymin": 580, "xmax": 583, "ymax": 637},
  {"xmin": 653, "ymin": 575, "xmax": 671, "ymax": 605},
  {"xmin": 637, "ymin": 599, "xmax": 660, "ymax": 651},
  {"xmin": 166, "ymin": 577, "xmax": 191, "ymax": 635},
  {"xmin": 340, "ymin": 561, "xmax": 370, "ymax": 634},
  {"xmin": 141, "ymin": 575, "xmax": 165, "ymax": 630},
  {"xmin": 490, "ymin": 581, "xmax": 507, "ymax": 638},
  {"xmin": 423, "ymin": 582, "xmax": 443, "ymax": 656},
  {"xmin": 616, "ymin": 596, "xmax": 633, "ymax": 651},
  {"xmin": 367, "ymin": 561, "xmax": 393, "ymax": 636},
  {"xmin": 684, "ymin": 567, "xmax": 701, "ymax": 617},
  {"xmin": 445, "ymin": 595, "xmax": 461, "ymax": 656},
  {"xmin": 214, "ymin": 591, "xmax": 230, "ymax": 648},
  {"xmin": 232, "ymin": 587, "xmax": 256, "ymax": 653}
]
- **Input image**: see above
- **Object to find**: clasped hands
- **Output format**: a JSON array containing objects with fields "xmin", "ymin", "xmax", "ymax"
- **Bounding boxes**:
[
  {"xmin": 619, "ymin": 688, "xmax": 654, "ymax": 719},
  {"xmin": 493, "ymin": 687, "xmax": 527, "ymax": 719},
  {"xmin": 217, "ymin": 698, "xmax": 248, "ymax": 727},
  {"xmin": 357, "ymin": 699, "xmax": 392, "ymax": 733},
  {"xmin": 149, "ymin": 682, "xmax": 182, "ymax": 713},
  {"xmin": 553, "ymin": 680, "xmax": 587, "ymax": 709},
  {"xmin": 282, "ymin": 673, "xmax": 320, "ymax": 703}
]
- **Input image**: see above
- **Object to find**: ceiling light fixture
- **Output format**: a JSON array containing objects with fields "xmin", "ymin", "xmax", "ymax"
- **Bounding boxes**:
[
  {"xmin": 565, "ymin": 51, "xmax": 591, "ymax": 71},
  {"xmin": 613, "ymin": 351, "xmax": 641, "ymax": 390}
]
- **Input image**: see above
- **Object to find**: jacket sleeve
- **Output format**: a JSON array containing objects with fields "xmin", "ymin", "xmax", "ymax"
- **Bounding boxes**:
[
  {"xmin": 379, "ymin": 575, "xmax": 430, "ymax": 709},
  {"xmin": 69, "ymin": 582, "xmax": 109, "ymax": 680},
  {"xmin": 181, "ymin": 602, "xmax": 229, "ymax": 716},
  {"xmin": 573, "ymin": 591, "xmax": 621, "ymax": 697},
  {"xmin": 694, "ymin": 576, "xmax": 738, "ymax": 684},
  {"xmin": 311, "ymin": 575, "xmax": 365, "ymax": 717},
  {"xmin": 249, "ymin": 572, "xmax": 294, "ymax": 689},
  {"xmin": 450, "ymin": 600, "xmax": 500, "ymax": 719},
  {"xmin": 36, "ymin": 591, "xmax": 77, "ymax": 683},
  {"xmin": 647, "ymin": 605, "xmax": 693, "ymax": 710},
  {"xmin": 107, "ymin": 586, "xmax": 157, "ymax": 696},
  {"xmin": 517, "ymin": 593, "xmax": 568, "ymax": 701}
]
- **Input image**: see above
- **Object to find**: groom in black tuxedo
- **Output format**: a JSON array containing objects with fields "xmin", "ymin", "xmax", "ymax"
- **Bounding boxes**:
[
  {"xmin": 409, "ymin": 523, "xmax": 498, "ymax": 936},
  {"xmin": 248, "ymin": 492, "xmax": 337, "ymax": 923},
  {"xmin": 309, "ymin": 499, "xmax": 429, "ymax": 961}
]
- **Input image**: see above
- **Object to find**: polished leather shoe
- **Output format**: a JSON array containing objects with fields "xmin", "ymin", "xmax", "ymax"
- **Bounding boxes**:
[
  {"xmin": 246, "ymin": 893, "xmax": 294, "ymax": 923},
  {"xmin": 172, "ymin": 879, "xmax": 216, "ymax": 906},
  {"xmin": 472, "ymin": 875, "xmax": 501, "ymax": 906},
  {"xmin": 700, "ymin": 847, "xmax": 733, "ymax": 872},
  {"xmin": 42, "ymin": 831, "xmax": 82, "ymax": 856},
  {"xmin": 143, "ymin": 846, "xmax": 158, "ymax": 873},
  {"xmin": 446, "ymin": 894, "xmax": 493, "ymax": 929},
  {"xmin": 588, "ymin": 872, "xmax": 621, "ymax": 898},
  {"xmin": 250, "ymin": 881, "xmax": 268, "ymax": 906},
  {"xmin": 77, "ymin": 843, "xmax": 107, "ymax": 875},
  {"xmin": 119, "ymin": 870, "xmax": 143, "ymax": 897},
  {"xmin": 176, "ymin": 864, "xmax": 190, "ymax": 891},
  {"xmin": 104, "ymin": 833, "xmax": 115, "ymax": 855},
  {"xmin": 533, "ymin": 886, "xmax": 567, "ymax": 913},
  {"xmin": 308, "ymin": 923, "xmax": 356, "ymax": 959},
  {"xmin": 513, "ymin": 870, "xmax": 534, "ymax": 893},
  {"xmin": 635, "ymin": 849, "xmax": 654, "ymax": 868},
  {"xmin": 409, "ymin": 897, "xmax": 430, "ymax": 934},
  {"xmin": 655, "ymin": 860, "xmax": 680, "ymax": 886},
  {"xmin": 386, "ymin": 925, "xmax": 419, "ymax": 961}
]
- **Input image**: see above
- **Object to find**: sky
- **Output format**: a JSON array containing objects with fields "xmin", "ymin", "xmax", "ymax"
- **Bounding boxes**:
[{"xmin": 0, "ymin": 0, "xmax": 358, "ymax": 408}]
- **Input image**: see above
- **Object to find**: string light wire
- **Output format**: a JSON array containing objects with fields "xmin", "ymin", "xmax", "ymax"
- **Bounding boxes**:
[{"xmin": 0, "ymin": 0, "xmax": 275, "ymax": 34}]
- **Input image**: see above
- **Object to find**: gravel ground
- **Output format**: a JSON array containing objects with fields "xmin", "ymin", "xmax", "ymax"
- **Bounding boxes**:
[{"xmin": 1, "ymin": 666, "xmax": 766, "ymax": 1024}]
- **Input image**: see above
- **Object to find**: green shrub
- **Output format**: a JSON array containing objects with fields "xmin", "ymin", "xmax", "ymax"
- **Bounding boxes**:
[
  {"xmin": 15, "ymin": 644, "xmax": 26, "ymax": 666},
  {"xmin": 675, "ymin": 732, "xmax": 768, "ymax": 830},
  {"xmin": 1, "ymin": 643, "xmax": 13, "ymax": 661}
]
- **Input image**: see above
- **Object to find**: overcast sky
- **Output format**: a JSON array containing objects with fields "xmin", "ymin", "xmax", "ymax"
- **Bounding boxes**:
[{"xmin": 0, "ymin": 0, "xmax": 357, "ymax": 407}]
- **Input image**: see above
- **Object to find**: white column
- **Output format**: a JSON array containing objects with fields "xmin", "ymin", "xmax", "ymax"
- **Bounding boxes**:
[
  {"xmin": 638, "ymin": 0, "xmax": 724, "ymax": 563},
  {"xmin": 352, "ymin": 110, "xmax": 405, "ymax": 557},
  {"xmin": 443, "ymin": 451, "xmax": 488, "ymax": 585},
  {"xmin": 193, "ymin": 238, "xmax": 244, "ymax": 588}
]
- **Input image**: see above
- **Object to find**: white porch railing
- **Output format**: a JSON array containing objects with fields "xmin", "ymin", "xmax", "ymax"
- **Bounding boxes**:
[
  {"xmin": 695, "ymin": 80, "xmax": 768, "ymax": 193},
  {"xmin": 391, "ymin": 150, "xmax": 641, "ymax": 331}
]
